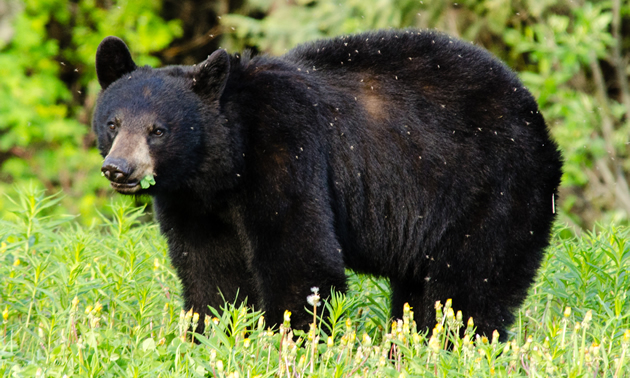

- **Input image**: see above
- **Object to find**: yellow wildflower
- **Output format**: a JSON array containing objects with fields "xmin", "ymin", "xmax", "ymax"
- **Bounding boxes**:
[{"xmin": 564, "ymin": 307, "xmax": 571, "ymax": 318}]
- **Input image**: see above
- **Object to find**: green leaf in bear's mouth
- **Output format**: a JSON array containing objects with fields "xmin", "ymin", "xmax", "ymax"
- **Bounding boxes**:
[{"xmin": 140, "ymin": 175, "xmax": 156, "ymax": 189}]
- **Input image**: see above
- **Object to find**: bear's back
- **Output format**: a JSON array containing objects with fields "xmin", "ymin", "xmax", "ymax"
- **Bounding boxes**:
[{"xmin": 283, "ymin": 29, "xmax": 517, "ymax": 92}]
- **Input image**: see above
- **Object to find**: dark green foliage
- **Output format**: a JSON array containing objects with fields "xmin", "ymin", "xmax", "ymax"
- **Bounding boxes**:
[
  {"xmin": 0, "ymin": 0, "xmax": 182, "ymax": 223},
  {"xmin": 2, "ymin": 0, "xmax": 630, "ymax": 228}
]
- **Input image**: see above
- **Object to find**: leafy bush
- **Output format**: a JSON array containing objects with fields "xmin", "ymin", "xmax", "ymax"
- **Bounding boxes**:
[{"xmin": 0, "ymin": 0, "xmax": 182, "ymax": 224}]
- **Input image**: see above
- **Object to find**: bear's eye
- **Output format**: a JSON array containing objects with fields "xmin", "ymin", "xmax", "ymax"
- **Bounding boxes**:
[
  {"xmin": 107, "ymin": 121, "xmax": 116, "ymax": 131},
  {"xmin": 153, "ymin": 128, "xmax": 165, "ymax": 137}
]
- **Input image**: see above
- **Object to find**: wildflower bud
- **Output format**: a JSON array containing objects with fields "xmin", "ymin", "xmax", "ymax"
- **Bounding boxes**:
[
  {"xmin": 624, "ymin": 330, "xmax": 630, "ymax": 343},
  {"xmin": 378, "ymin": 356, "xmax": 386, "ymax": 367},
  {"xmin": 467, "ymin": 317, "xmax": 474, "ymax": 329},
  {"xmin": 354, "ymin": 350, "xmax": 364, "ymax": 364},
  {"xmin": 526, "ymin": 336, "xmax": 533, "ymax": 346},
  {"xmin": 456, "ymin": 311, "xmax": 462, "ymax": 322},
  {"xmin": 283, "ymin": 310, "xmax": 292, "ymax": 327},
  {"xmin": 428, "ymin": 335, "xmax": 440, "ymax": 353},
  {"xmin": 216, "ymin": 360, "xmax": 224, "ymax": 373},
  {"xmin": 2, "ymin": 307, "xmax": 8, "ymax": 322},
  {"xmin": 153, "ymin": 258, "xmax": 160, "ymax": 270},
  {"xmin": 463, "ymin": 334, "xmax": 470, "ymax": 346},
  {"xmin": 362, "ymin": 333, "xmax": 372, "ymax": 346},
  {"xmin": 403, "ymin": 302, "xmax": 411, "ymax": 314},
  {"xmin": 85, "ymin": 305, "xmax": 93, "ymax": 315},
  {"xmin": 346, "ymin": 318, "xmax": 352, "ymax": 329},
  {"xmin": 93, "ymin": 302, "xmax": 102, "ymax": 313},
  {"xmin": 72, "ymin": 296, "xmax": 79, "ymax": 309},
  {"xmin": 412, "ymin": 333, "xmax": 420, "ymax": 345},
  {"xmin": 257, "ymin": 315, "xmax": 265, "ymax": 330},
  {"xmin": 244, "ymin": 338, "xmax": 250, "ymax": 348},
  {"xmin": 203, "ymin": 315, "xmax": 211, "ymax": 333},
  {"xmin": 0, "ymin": 242, "xmax": 7, "ymax": 253},
  {"xmin": 434, "ymin": 301, "xmax": 443, "ymax": 322},
  {"xmin": 435, "ymin": 323, "xmax": 443, "ymax": 334},
  {"xmin": 582, "ymin": 310, "xmax": 592, "ymax": 327},
  {"xmin": 13, "ymin": 258, "xmax": 20, "ymax": 266},
  {"xmin": 591, "ymin": 342, "xmax": 600, "ymax": 357},
  {"xmin": 446, "ymin": 308, "xmax": 454, "ymax": 320},
  {"xmin": 308, "ymin": 323, "xmax": 316, "ymax": 341},
  {"xmin": 327, "ymin": 336, "xmax": 334, "ymax": 348},
  {"xmin": 563, "ymin": 307, "xmax": 571, "ymax": 318},
  {"xmin": 445, "ymin": 298, "xmax": 452, "ymax": 310},
  {"xmin": 574, "ymin": 322, "xmax": 581, "ymax": 331},
  {"xmin": 481, "ymin": 336, "xmax": 488, "ymax": 344},
  {"xmin": 492, "ymin": 330, "xmax": 499, "ymax": 345},
  {"xmin": 213, "ymin": 317, "xmax": 220, "ymax": 325},
  {"xmin": 164, "ymin": 303, "xmax": 169, "ymax": 311},
  {"xmin": 210, "ymin": 349, "xmax": 216, "ymax": 361},
  {"xmin": 192, "ymin": 312, "xmax": 200, "ymax": 333}
]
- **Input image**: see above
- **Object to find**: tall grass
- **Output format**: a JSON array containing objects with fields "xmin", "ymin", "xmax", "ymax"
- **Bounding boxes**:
[{"xmin": 1, "ymin": 187, "xmax": 629, "ymax": 377}]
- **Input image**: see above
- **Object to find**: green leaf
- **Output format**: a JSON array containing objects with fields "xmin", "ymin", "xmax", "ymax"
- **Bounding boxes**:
[{"xmin": 140, "ymin": 175, "xmax": 156, "ymax": 189}]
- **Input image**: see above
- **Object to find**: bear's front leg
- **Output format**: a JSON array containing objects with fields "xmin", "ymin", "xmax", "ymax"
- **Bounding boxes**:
[
  {"xmin": 249, "ymin": 204, "xmax": 348, "ymax": 331},
  {"xmin": 160, "ymin": 210, "xmax": 259, "ymax": 336}
]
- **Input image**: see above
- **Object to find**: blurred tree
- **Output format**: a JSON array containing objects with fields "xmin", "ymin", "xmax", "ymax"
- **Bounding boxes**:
[{"xmin": 159, "ymin": 0, "xmax": 244, "ymax": 65}]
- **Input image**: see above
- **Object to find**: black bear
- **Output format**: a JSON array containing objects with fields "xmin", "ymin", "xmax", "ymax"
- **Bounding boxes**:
[{"xmin": 93, "ymin": 29, "xmax": 562, "ymax": 340}]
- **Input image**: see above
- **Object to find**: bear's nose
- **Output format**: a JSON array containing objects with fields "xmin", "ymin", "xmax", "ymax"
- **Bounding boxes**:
[{"xmin": 101, "ymin": 157, "xmax": 132, "ymax": 183}]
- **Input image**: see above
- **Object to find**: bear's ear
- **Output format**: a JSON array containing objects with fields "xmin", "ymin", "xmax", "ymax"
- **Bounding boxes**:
[
  {"xmin": 192, "ymin": 49, "xmax": 230, "ymax": 104},
  {"xmin": 95, "ymin": 36, "xmax": 137, "ymax": 90}
]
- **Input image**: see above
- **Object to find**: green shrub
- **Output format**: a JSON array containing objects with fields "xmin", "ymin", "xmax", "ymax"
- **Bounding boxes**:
[{"xmin": 0, "ymin": 0, "xmax": 182, "ymax": 224}]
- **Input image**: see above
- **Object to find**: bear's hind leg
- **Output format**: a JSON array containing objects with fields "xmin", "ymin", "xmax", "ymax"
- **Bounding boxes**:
[
  {"xmin": 390, "ymin": 279, "xmax": 432, "ymax": 330},
  {"xmin": 391, "ymin": 277, "xmax": 512, "ymax": 342}
]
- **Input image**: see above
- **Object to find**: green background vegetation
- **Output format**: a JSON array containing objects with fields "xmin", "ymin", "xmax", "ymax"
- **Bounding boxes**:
[
  {"xmin": 0, "ymin": 0, "xmax": 629, "ymax": 229},
  {"xmin": 2, "ymin": 0, "xmax": 630, "ymax": 375}
]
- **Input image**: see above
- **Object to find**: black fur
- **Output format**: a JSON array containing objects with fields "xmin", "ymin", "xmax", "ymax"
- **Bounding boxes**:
[{"xmin": 93, "ymin": 30, "xmax": 563, "ymax": 340}]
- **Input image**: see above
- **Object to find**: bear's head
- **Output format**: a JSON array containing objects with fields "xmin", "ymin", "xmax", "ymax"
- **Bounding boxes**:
[{"xmin": 92, "ymin": 36, "xmax": 233, "ymax": 195}]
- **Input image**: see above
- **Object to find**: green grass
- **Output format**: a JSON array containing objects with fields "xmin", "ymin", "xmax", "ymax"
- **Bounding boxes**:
[{"xmin": 1, "ymin": 188, "xmax": 630, "ymax": 377}]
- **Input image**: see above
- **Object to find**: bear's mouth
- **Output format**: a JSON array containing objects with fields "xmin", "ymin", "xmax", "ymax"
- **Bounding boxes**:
[{"xmin": 110, "ymin": 181, "xmax": 141, "ymax": 194}]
